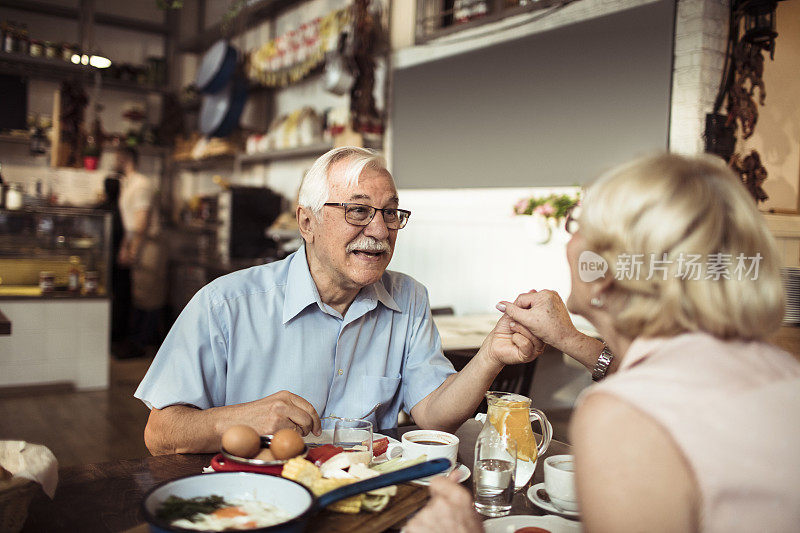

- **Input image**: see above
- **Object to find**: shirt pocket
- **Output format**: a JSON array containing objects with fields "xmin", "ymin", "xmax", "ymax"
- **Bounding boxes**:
[{"xmin": 361, "ymin": 374, "xmax": 401, "ymax": 428}]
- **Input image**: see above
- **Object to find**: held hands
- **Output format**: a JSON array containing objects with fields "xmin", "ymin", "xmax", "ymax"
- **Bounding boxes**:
[
  {"xmin": 403, "ymin": 474, "xmax": 483, "ymax": 533},
  {"xmin": 224, "ymin": 390, "xmax": 322, "ymax": 437},
  {"xmin": 496, "ymin": 289, "xmax": 583, "ymax": 355},
  {"xmin": 483, "ymin": 306, "xmax": 546, "ymax": 367}
]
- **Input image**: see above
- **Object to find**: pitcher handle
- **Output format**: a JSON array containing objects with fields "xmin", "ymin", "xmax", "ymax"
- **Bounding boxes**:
[{"xmin": 529, "ymin": 408, "xmax": 552, "ymax": 457}]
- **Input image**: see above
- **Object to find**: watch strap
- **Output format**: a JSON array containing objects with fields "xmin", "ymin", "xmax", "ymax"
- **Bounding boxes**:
[{"xmin": 591, "ymin": 344, "xmax": 615, "ymax": 382}]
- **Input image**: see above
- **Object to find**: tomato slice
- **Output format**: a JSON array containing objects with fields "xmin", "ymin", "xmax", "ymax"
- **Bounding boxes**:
[
  {"xmin": 372, "ymin": 437, "xmax": 389, "ymax": 457},
  {"xmin": 306, "ymin": 444, "xmax": 343, "ymax": 465}
]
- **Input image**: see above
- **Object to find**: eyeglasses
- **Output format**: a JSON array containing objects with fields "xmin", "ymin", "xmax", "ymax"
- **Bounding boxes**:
[
  {"xmin": 565, "ymin": 205, "xmax": 580, "ymax": 235},
  {"xmin": 323, "ymin": 203, "xmax": 411, "ymax": 230}
]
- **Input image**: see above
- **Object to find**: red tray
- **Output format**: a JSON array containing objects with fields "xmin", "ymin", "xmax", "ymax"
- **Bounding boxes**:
[{"xmin": 210, "ymin": 453, "xmax": 283, "ymax": 475}]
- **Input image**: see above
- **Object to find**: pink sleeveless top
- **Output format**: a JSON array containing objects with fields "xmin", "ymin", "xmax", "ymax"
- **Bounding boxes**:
[{"xmin": 579, "ymin": 332, "xmax": 800, "ymax": 532}]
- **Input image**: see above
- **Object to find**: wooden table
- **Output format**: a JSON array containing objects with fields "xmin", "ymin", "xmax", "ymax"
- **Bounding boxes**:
[{"xmin": 21, "ymin": 422, "xmax": 571, "ymax": 532}]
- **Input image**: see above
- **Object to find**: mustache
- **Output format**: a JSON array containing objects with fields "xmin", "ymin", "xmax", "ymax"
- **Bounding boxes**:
[{"xmin": 346, "ymin": 237, "xmax": 392, "ymax": 253}]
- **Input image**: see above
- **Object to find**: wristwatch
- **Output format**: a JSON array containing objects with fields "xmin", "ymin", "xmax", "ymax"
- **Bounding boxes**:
[{"xmin": 591, "ymin": 344, "xmax": 615, "ymax": 382}]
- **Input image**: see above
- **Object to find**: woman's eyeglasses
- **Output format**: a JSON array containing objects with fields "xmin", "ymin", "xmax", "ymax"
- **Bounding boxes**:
[{"xmin": 565, "ymin": 205, "xmax": 580, "ymax": 235}]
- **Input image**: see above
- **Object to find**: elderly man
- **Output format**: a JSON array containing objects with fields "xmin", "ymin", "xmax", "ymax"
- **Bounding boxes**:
[{"xmin": 136, "ymin": 147, "xmax": 543, "ymax": 455}]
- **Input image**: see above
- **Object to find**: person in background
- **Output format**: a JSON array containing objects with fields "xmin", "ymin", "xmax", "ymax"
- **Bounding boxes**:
[
  {"xmin": 405, "ymin": 153, "xmax": 800, "ymax": 533},
  {"xmin": 97, "ymin": 175, "xmax": 128, "ymax": 345},
  {"xmin": 116, "ymin": 147, "xmax": 165, "ymax": 359},
  {"xmin": 135, "ymin": 147, "xmax": 551, "ymax": 455}
]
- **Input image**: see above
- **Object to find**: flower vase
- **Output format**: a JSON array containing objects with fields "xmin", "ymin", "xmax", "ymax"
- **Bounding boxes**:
[{"xmin": 522, "ymin": 215, "xmax": 553, "ymax": 244}]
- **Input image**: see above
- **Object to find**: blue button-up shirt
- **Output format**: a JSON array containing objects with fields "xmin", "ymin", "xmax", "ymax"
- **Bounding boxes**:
[{"xmin": 134, "ymin": 246, "xmax": 456, "ymax": 430}]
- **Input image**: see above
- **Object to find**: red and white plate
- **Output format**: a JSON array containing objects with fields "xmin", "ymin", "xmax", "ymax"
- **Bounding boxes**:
[{"xmin": 483, "ymin": 514, "xmax": 582, "ymax": 533}]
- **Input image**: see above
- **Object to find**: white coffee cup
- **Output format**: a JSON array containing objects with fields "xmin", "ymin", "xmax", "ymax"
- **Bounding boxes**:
[
  {"xmin": 544, "ymin": 454, "xmax": 578, "ymax": 512},
  {"xmin": 391, "ymin": 430, "xmax": 459, "ymax": 475}
]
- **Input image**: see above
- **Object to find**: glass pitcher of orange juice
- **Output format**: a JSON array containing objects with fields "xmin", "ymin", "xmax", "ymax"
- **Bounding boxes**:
[{"xmin": 480, "ymin": 391, "xmax": 552, "ymax": 489}]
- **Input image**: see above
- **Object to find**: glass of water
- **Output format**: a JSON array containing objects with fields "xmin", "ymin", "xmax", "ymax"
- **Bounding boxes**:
[
  {"xmin": 333, "ymin": 418, "xmax": 373, "ymax": 455},
  {"xmin": 473, "ymin": 432, "xmax": 517, "ymax": 517}
]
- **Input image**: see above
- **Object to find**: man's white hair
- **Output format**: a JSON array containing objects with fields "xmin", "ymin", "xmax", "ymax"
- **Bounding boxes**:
[{"xmin": 298, "ymin": 147, "xmax": 389, "ymax": 216}]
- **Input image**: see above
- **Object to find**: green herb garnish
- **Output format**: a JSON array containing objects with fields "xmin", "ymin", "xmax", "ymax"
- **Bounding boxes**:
[{"xmin": 155, "ymin": 494, "xmax": 228, "ymax": 522}]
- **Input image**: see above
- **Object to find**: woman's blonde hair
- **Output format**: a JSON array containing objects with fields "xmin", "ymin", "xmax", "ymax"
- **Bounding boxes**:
[{"xmin": 580, "ymin": 153, "xmax": 785, "ymax": 341}]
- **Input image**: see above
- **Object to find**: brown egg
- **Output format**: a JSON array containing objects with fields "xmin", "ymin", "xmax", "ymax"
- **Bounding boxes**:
[
  {"xmin": 221, "ymin": 425, "xmax": 261, "ymax": 458},
  {"xmin": 270, "ymin": 428, "xmax": 305, "ymax": 460},
  {"xmin": 254, "ymin": 448, "xmax": 275, "ymax": 462}
]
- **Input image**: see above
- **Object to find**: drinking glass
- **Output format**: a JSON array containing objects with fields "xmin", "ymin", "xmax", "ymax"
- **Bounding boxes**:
[
  {"xmin": 333, "ymin": 418, "xmax": 373, "ymax": 455},
  {"xmin": 473, "ymin": 432, "xmax": 517, "ymax": 517}
]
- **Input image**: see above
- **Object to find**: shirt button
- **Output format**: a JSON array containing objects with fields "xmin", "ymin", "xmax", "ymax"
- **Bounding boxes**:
[{"xmin": 338, "ymin": 369, "xmax": 343, "ymax": 376}]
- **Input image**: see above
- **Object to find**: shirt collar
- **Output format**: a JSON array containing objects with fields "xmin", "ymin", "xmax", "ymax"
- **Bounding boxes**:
[
  {"xmin": 282, "ymin": 246, "xmax": 323, "ymax": 324},
  {"xmin": 370, "ymin": 278, "xmax": 402, "ymax": 313},
  {"xmin": 282, "ymin": 246, "xmax": 402, "ymax": 323}
]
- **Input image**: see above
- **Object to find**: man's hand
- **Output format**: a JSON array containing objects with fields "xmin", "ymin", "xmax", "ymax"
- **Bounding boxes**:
[
  {"xmin": 482, "ymin": 304, "xmax": 546, "ymax": 367},
  {"xmin": 220, "ymin": 390, "xmax": 322, "ymax": 437},
  {"xmin": 403, "ymin": 474, "xmax": 483, "ymax": 533},
  {"xmin": 144, "ymin": 391, "xmax": 321, "ymax": 455}
]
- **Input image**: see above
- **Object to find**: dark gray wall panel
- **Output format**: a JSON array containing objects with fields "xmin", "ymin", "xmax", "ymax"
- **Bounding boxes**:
[{"xmin": 391, "ymin": 1, "xmax": 675, "ymax": 188}]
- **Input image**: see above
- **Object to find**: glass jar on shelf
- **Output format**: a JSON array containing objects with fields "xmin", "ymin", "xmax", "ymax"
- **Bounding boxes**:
[
  {"xmin": 43, "ymin": 41, "xmax": 57, "ymax": 59},
  {"xmin": 5, "ymin": 183, "xmax": 23, "ymax": 210},
  {"xmin": 29, "ymin": 39, "xmax": 43, "ymax": 57}
]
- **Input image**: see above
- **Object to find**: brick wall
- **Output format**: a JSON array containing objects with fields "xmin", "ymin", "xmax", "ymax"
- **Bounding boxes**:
[{"xmin": 670, "ymin": 0, "xmax": 730, "ymax": 154}]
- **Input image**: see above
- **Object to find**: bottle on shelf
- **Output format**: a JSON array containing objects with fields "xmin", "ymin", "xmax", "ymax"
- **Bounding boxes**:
[
  {"xmin": 68, "ymin": 256, "xmax": 82, "ymax": 293},
  {"xmin": 2, "ymin": 21, "xmax": 17, "ymax": 53},
  {"xmin": 83, "ymin": 271, "xmax": 99, "ymax": 295},
  {"xmin": 5, "ymin": 183, "xmax": 23, "ymax": 210}
]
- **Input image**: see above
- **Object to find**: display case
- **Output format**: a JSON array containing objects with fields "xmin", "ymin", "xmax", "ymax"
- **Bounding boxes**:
[{"xmin": 0, "ymin": 206, "xmax": 112, "ymax": 298}]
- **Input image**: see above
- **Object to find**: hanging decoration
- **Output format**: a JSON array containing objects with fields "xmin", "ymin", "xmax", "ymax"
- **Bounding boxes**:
[
  {"xmin": 349, "ymin": 0, "xmax": 385, "ymax": 135},
  {"xmin": 247, "ymin": 8, "xmax": 351, "ymax": 88},
  {"xmin": 704, "ymin": 0, "xmax": 785, "ymax": 203},
  {"xmin": 730, "ymin": 151, "xmax": 769, "ymax": 202}
]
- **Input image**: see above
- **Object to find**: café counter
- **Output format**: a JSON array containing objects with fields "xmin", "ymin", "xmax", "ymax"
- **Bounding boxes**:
[
  {"xmin": 0, "ymin": 207, "xmax": 112, "ymax": 390},
  {"xmin": 0, "ymin": 307, "xmax": 10, "ymax": 335}
]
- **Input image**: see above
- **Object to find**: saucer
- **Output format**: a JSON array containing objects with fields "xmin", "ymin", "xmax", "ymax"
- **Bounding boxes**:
[
  {"xmin": 527, "ymin": 483, "xmax": 580, "ymax": 518},
  {"xmin": 410, "ymin": 463, "xmax": 471, "ymax": 486}
]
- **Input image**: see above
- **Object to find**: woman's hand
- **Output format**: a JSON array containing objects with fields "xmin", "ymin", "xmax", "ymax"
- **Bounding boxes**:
[
  {"xmin": 497, "ymin": 290, "xmax": 606, "ymax": 372},
  {"xmin": 403, "ymin": 474, "xmax": 483, "ymax": 533},
  {"xmin": 497, "ymin": 290, "xmax": 583, "ymax": 355}
]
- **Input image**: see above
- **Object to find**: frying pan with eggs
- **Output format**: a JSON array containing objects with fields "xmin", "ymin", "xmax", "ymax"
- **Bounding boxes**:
[{"xmin": 143, "ymin": 459, "xmax": 452, "ymax": 532}]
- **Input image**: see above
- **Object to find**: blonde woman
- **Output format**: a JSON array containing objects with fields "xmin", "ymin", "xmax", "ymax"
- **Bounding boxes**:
[{"xmin": 405, "ymin": 154, "xmax": 800, "ymax": 533}]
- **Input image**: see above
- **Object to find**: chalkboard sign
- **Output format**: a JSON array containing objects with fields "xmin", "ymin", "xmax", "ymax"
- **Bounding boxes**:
[{"xmin": 391, "ymin": 1, "xmax": 675, "ymax": 188}]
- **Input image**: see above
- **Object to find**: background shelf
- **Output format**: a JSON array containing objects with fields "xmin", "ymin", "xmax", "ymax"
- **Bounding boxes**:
[{"xmin": 236, "ymin": 142, "xmax": 334, "ymax": 166}]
